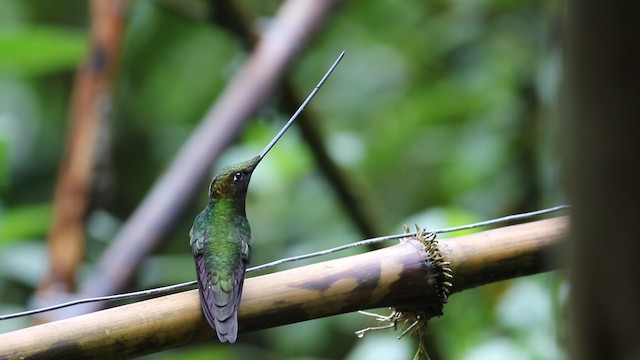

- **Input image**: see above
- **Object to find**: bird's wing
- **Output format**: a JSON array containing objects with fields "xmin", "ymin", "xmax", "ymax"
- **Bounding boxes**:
[
  {"xmin": 209, "ymin": 232, "xmax": 250, "ymax": 343},
  {"xmin": 191, "ymin": 222, "xmax": 251, "ymax": 343}
]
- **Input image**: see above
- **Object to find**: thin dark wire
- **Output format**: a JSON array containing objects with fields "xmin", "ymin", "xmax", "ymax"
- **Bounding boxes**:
[
  {"xmin": 0, "ymin": 281, "xmax": 198, "ymax": 321},
  {"xmin": 248, "ymin": 204, "xmax": 570, "ymax": 272},
  {"xmin": 0, "ymin": 204, "xmax": 568, "ymax": 321},
  {"xmin": 436, "ymin": 204, "xmax": 569, "ymax": 233}
]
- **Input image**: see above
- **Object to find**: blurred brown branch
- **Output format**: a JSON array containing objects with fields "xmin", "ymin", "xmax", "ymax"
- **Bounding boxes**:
[
  {"xmin": 0, "ymin": 217, "xmax": 567, "ymax": 359},
  {"xmin": 69, "ymin": 0, "xmax": 343, "ymax": 318},
  {"xmin": 38, "ymin": 0, "xmax": 127, "ymax": 300}
]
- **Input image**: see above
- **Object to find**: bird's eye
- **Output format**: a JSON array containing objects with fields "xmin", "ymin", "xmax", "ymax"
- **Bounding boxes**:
[{"xmin": 233, "ymin": 172, "xmax": 243, "ymax": 181}]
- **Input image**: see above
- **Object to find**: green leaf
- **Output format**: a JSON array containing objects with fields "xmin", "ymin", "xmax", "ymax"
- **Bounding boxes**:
[
  {"xmin": 0, "ymin": 203, "xmax": 52, "ymax": 245},
  {"xmin": 0, "ymin": 140, "xmax": 6, "ymax": 190},
  {"xmin": 0, "ymin": 26, "xmax": 86, "ymax": 76}
]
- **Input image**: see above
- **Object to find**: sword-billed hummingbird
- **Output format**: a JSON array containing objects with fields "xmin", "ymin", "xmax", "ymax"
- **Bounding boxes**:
[{"xmin": 190, "ymin": 51, "xmax": 345, "ymax": 343}]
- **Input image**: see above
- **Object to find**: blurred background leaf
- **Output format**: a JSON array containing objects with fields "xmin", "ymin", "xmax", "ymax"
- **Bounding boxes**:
[
  {"xmin": 0, "ymin": 203, "xmax": 52, "ymax": 245},
  {"xmin": 0, "ymin": 26, "xmax": 86, "ymax": 77}
]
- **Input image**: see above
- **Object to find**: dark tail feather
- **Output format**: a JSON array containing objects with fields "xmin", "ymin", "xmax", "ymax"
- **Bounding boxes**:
[
  {"xmin": 214, "ymin": 311, "xmax": 238, "ymax": 343},
  {"xmin": 195, "ymin": 255, "xmax": 246, "ymax": 343}
]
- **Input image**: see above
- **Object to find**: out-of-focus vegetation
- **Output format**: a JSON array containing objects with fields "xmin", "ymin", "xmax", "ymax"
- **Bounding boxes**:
[{"xmin": 0, "ymin": 0, "xmax": 566, "ymax": 359}]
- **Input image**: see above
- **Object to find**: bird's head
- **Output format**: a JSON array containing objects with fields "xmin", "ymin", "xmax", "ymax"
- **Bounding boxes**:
[{"xmin": 208, "ymin": 156, "xmax": 261, "ymax": 201}]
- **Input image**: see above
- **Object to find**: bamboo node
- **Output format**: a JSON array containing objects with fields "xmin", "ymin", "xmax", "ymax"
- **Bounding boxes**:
[
  {"xmin": 353, "ymin": 225, "xmax": 451, "ymax": 360},
  {"xmin": 408, "ymin": 224, "xmax": 453, "ymax": 318}
]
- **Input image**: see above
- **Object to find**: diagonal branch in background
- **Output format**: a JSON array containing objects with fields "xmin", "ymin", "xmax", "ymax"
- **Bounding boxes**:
[
  {"xmin": 210, "ymin": 0, "xmax": 383, "ymax": 239},
  {"xmin": 68, "ymin": 0, "xmax": 344, "ymax": 319},
  {"xmin": 0, "ymin": 217, "xmax": 568, "ymax": 359},
  {"xmin": 38, "ymin": 0, "xmax": 127, "ymax": 299},
  {"xmin": 285, "ymin": 88, "xmax": 384, "ymax": 239}
]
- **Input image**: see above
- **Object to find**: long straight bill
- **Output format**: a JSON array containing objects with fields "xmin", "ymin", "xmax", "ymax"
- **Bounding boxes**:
[{"xmin": 258, "ymin": 50, "xmax": 345, "ymax": 159}]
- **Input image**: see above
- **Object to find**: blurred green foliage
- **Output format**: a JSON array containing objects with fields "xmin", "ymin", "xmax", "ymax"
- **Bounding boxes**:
[
  {"xmin": 0, "ymin": 0, "xmax": 566, "ymax": 359},
  {"xmin": 0, "ymin": 26, "xmax": 86, "ymax": 77}
]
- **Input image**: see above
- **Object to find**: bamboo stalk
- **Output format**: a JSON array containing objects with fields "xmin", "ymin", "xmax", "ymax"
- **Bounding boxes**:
[
  {"xmin": 0, "ymin": 217, "xmax": 567, "ymax": 359},
  {"xmin": 441, "ymin": 216, "xmax": 567, "ymax": 293}
]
